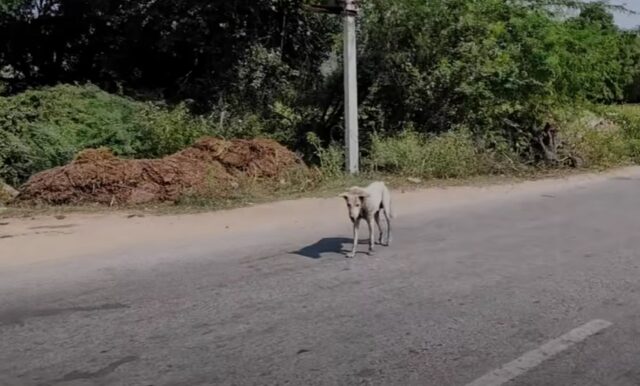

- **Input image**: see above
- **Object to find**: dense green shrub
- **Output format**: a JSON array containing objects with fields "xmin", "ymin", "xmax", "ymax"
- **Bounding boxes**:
[
  {"xmin": 357, "ymin": 0, "xmax": 640, "ymax": 154},
  {"xmin": 1, "ymin": 1, "xmax": 640, "ymax": 186},
  {"xmin": 559, "ymin": 110, "xmax": 629, "ymax": 168},
  {"xmin": 595, "ymin": 104, "xmax": 640, "ymax": 164},
  {"xmin": 0, "ymin": 84, "xmax": 212, "ymax": 185},
  {"xmin": 369, "ymin": 129, "xmax": 486, "ymax": 178},
  {"xmin": 306, "ymin": 131, "xmax": 344, "ymax": 179}
]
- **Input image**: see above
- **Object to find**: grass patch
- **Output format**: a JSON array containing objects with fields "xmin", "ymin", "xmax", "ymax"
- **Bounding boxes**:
[
  {"xmin": 176, "ymin": 166, "xmax": 324, "ymax": 210},
  {"xmin": 0, "ymin": 84, "xmax": 212, "ymax": 185},
  {"xmin": 558, "ymin": 109, "xmax": 631, "ymax": 168},
  {"xmin": 0, "ymin": 166, "xmax": 590, "ymax": 219},
  {"xmin": 369, "ymin": 130, "xmax": 487, "ymax": 178},
  {"xmin": 4, "ymin": 105, "xmax": 640, "ymax": 219},
  {"xmin": 596, "ymin": 104, "xmax": 640, "ymax": 164}
]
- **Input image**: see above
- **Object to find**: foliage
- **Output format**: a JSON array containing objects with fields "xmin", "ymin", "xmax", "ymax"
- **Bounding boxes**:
[
  {"xmin": 0, "ymin": 84, "xmax": 211, "ymax": 184},
  {"xmin": 306, "ymin": 131, "xmax": 344, "ymax": 178},
  {"xmin": 1, "ymin": 0, "xmax": 640, "ymax": 185},
  {"xmin": 357, "ymin": 0, "xmax": 639, "ymax": 154},
  {"xmin": 558, "ymin": 110, "xmax": 630, "ymax": 168},
  {"xmin": 595, "ymin": 104, "xmax": 640, "ymax": 164},
  {"xmin": 369, "ymin": 129, "xmax": 485, "ymax": 178},
  {"xmin": 0, "ymin": 0, "xmax": 339, "ymax": 110}
]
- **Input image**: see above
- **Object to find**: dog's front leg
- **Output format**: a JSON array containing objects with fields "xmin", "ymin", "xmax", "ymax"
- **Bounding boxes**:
[
  {"xmin": 366, "ymin": 216, "xmax": 375, "ymax": 255},
  {"xmin": 347, "ymin": 218, "xmax": 360, "ymax": 258}
]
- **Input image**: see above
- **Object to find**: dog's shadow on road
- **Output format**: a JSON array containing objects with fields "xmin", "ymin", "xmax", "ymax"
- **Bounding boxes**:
[{"xmin": 292, "ymin": 237, "xmax": 368, "ymax": 259}]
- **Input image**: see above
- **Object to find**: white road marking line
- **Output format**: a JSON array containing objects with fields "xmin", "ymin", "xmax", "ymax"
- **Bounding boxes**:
[{"xmin": 465, "ymin": 319, "xmax": 613, "ymax": 386}]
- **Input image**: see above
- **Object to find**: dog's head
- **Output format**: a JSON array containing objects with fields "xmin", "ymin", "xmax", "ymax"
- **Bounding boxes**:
[{"xmin": 339, "ymin": 188, "xmax": 369, "ymax": 222}]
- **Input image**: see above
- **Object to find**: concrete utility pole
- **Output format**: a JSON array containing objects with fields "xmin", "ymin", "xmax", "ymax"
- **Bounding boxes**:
[
  {"xmin": 342, "ymin": 0, "xmax": 359, "ymax": 174},
  {"xmin": 305, "ymin": 0, "xmax": 360, "ymax": 174}
]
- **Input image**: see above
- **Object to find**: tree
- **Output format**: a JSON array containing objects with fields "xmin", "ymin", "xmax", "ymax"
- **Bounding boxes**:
[
  {"xmin": 1, "ymin": 0, "xmax": 639, "ymax": 164},
  {"xmin": 576, "ymin": 2, "xmax": 616, "ymax": 29},
  {"xmin": 0, "ymin": 0, "xmax": 339, "ymax": 110}
]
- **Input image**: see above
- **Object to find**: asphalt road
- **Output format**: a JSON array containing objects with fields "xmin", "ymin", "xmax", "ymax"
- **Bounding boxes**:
[{"xmin": 2, "ymin": 172, "xmax": 640, "ymax": 386}]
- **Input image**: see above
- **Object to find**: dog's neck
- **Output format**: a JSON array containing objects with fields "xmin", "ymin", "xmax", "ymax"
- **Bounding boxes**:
[{"xmin": 353, "ymin": 207, "xmax": 371, "ymax": 222}]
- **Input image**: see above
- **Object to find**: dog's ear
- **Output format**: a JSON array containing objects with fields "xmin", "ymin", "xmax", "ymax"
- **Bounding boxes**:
[
  {"xmin": 338, "ymin": 193, "xmax": 349, "ymax": 201},
  {"xmin": 349, "ymin": 187, "xmax": 369, "ymax": 197},
  {"xmin": 357, "ymin": 191, "xmax": 370, "ymax": 200}
]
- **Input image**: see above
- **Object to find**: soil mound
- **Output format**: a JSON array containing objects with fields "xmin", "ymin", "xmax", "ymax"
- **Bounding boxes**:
[{"xmin": 17, "ymin": 137, "xmax": 305, "ymax": 205}]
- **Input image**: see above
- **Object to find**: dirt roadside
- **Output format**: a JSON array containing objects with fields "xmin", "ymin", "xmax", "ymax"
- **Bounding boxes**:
[{"xmin": 2, "ymin": 167, "xmax": 638, "ymax": 269}]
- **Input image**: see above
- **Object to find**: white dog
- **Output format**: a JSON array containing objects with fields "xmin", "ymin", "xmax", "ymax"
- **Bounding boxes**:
[{"xmin": 339, "ymin": 181, "xmax": 393, "ymax": 258}]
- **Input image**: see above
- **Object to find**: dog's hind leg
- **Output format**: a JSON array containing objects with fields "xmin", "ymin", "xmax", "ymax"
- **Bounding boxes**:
[
  {"xmin": 374, "ymin": 211, "xmax": 383, "ymax": 245},
  {"xmin": 383, "ymin": 209, "xmax": 392, "ymax": 246}
]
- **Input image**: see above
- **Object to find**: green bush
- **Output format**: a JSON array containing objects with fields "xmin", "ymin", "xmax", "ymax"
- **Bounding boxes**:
[
  {"xmin": 557, "ymin": 108, "xmax": 634, "ymax": 168},
  {"xmin": 0, "ymin": 84, "xmax": 213, "ymax": 185},
  {"xmin": 357, "ymin": 0, "xmax": 640, "ymax": 159},
  {"xmin": 131, "ymin": 103, "xmax": 212, "ymax": 157},
  {"xmin": 306, "ymin": 132, "xmax": 344, "ymax": 179},
  {"xmin": 595, "ymin": 104, "xmax": 640, "ymax": 164},
  {"xmin": 573, "ymin": 128, "xmax": 629, "ymax": 168},
  {"xmin": 369, "ymin": 129, "xmax": 486, "ymax": 179}
]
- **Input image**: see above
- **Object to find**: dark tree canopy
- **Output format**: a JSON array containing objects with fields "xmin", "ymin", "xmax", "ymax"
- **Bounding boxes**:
[
  {"xmin": 0, "ymin": 0, "xmax": 338, "ymax": 109},
  {"xmin": 1, "ymin": 0, "xmax": 639, "ymax": 184}
]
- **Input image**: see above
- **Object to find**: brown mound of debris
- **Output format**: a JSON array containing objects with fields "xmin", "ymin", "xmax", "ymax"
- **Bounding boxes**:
[{"xmin": 17, "ymin": 137, "xmax": 306, "ymax": 205}]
